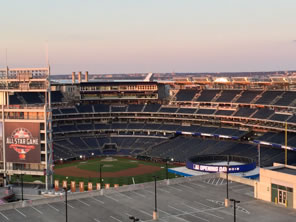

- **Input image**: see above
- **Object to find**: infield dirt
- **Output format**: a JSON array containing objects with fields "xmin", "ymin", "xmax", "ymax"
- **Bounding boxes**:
[{"xmin": 54, "ymin": 164, "xmax": 161, "ymax": 178}]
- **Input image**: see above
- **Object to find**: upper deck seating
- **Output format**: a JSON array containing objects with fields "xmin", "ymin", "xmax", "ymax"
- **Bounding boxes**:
[
  {"xmin": 77, "ymin": 124, "xmax": 93, "ymax": 131},
  {"xmin": 252, "ymin": 108, "xmax": 274, "ymax": 119},
  {"xmin": 274, "ymin": 91, "xmax": 296, "ymax": 106},
  {"xmin": 269, "ymin": 114, "xmax": 291, "ymax": 122},
  {"xmin": 198, "ymin": 126, "xmax": 217, "ymax": 133},
  {"xmin": 127, "ymin": 123, "xmax": 145, "ymax": 129},
  {"xmin": 51, "ymin": 91, "xmax": 64, "ymax": 103},
  {"xmin": 234, "ymin": 107, "xmax": 256, "ymax": 117},
  {"xmin": 9, "ymin": 94, "xmax": 22, "ymax": 105},
  {"xmin": 60, "ymin": 108, "xmax": 77, "ymax": 114},
  {"xmin": 143, "ymin": 104, "xmax": 161, "ymax": 112},
  {"xmin": 175, "ymin": 89, "xmax": 198, "ymax": 101},
  {"xmin": 52, "ymin": 109, "xmax": 61, "ymax": 115},
  {"xmin": 59, "ymin": 125, "xmax": 77, "ymax": 132},
  {"xmin": 93, "ymin": 104, "xmax": 110, "ymax": 112},
  {"xmin": 236, "ymin": 90, "xmax": 261, "ymax": 103},
  {"xmin": 287, "ymin": 115, "xmax": 296, "ymax": 123},
  {"xmin": 196, "ymin": 109, "xmax": 216, "ymax": 115},
  {"xmin": 94, "ymin": 124, "xmax": 109, "ymax": 130},
  {"xmin": 177, "ymin": 108, "xmax": 197, "ymax": 114},
  {"xmin": 216, "ymin": 90, "xmax": 241, "ymax": 102},
  {"xmin": 159, "ymin": 107, "xmax": 178, "ymax": 113},
  {"xmin": 19, "ymin": 92, "xmax": 43, "ymax": 104},
  {"xmin": 215, "ymin": 110, "xmax": 234, "ymax": 116},
  {"xmin": 111, "ymin": 106, "xmax": 127, "ymax": 112},
  {"xmin": 196, "ymin": 90, "xmax": 220, "ymax": 102},
  {"xmin": 158, "ymin": 124, "xmax": 179, "ymax": 131},
  {"xmin": 76, "ymin": 104, "xmax": 93, "ymax": 113},
  {"xmin": 255, "ymin": 91, "xmax": 282, "ymax": 105},
  {"xmin": 111, "ymin": 123, "xmax": 127, "ymax": 129},
  {"xmin": 127, "ymin": 104, "xmax": 144, "ymax": 112}
]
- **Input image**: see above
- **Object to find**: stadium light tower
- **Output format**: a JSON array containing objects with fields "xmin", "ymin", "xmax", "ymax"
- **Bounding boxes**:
[
  {"xmin": 152, "ymin": 176, "xmax": 159, "ymax": 220},
  {"xmin": 230, "ymin": 199, "xmax": 240, "ymax": 222}
]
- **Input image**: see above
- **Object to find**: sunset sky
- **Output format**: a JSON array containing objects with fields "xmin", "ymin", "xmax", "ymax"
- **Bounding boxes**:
[{"xmin": 0, "ymin": 0, "xmax": 296, "ymax": 74}]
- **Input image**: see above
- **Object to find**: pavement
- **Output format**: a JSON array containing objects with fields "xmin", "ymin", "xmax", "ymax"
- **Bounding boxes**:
[{"xmin": 0, "ymin": 176, "xmax": 295, "ymax": 222}]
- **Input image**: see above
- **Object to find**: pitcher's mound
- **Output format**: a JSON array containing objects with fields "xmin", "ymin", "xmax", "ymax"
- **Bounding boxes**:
[{"xmin": 101, "ymin": 157, "xmax": 118, "ymax": 162}]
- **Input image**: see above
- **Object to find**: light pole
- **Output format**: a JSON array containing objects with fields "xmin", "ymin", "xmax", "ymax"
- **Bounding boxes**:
[
  {"xmin": 225, "ymin": 155, "xmax": 230, "ymax": 207},
  {"xmin": 64, "ymin": 187, "xmax": 68, "ymax": 222},
  {"xmin": 99, "ymin": 164, "xmax": 104, "ymax": 189},
  {"xmin": 152, "ymin": 176, "xmax": 159, "ymax": 220},
  {"xmin": 20, "ymin": 165, "xmax": 24, "ymax": 201},
  {"xmin": 20, "ymin": 173, "xmax": 24, "ymax": 201},
  {"xmin": 165, "ymin": 161, "xmax": 168, "ymax": 180},
  {"xmin": 230, "ymin": 199, "xmax": 240, "ymax": 222},
  {"xmin": 226, "ymin": 155, "xmax": 229, "ymax": 199},
  {"xmin": 129, "ymin": 216, "xmax": 139, "ymax": 222}
]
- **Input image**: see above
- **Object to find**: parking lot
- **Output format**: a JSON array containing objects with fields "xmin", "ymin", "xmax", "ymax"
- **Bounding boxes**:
[{"xmin": 0, "ymin": 175, "xmax": 295, "ymax": 222}]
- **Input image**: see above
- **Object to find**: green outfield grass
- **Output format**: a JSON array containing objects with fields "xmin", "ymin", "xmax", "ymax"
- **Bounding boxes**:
[{"xmin": 12, "ymin": 157, "xmax": 182, "ymax": 187}]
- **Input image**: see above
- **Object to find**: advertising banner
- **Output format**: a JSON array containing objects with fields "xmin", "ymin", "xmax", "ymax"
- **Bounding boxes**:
[
  {"xmin": 71, "ymin": 181, "xmax": 76, "ymax": 192},
  {"xmin": 96, "ymin": 183, "xmax": 101, "ymax": 190},
  {"xmin": 54, "ymin": 180, "xmax": 59, "ymax": 191},
  {"xmin": 5, "ymin": 122, "xmax": 40, "ymax": 163},
  {"xmin": 88, "ymin": 182, "xmax": 93, "ymax": 191},
  {"xmin": 62, "ymin": 180, "xmax": 67, "ymax": 189},
  {"xmin": 79, "ymin": 182, "xmax": 84, "ymax": 192}
]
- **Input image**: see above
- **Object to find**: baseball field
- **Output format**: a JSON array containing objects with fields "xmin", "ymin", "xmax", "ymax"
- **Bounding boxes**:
[{"xmin": 16, "ymin": 157, "xmax": 181, "ymax": 187}]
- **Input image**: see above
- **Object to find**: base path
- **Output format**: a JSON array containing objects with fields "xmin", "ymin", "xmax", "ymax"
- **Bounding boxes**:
[{"xmin": 54, "ymin": 164, "xmax": 162, "ymax": 178}]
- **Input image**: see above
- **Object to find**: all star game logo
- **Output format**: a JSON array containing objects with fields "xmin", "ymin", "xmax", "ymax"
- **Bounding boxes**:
[{"xmin": 6, "ymin": 128, "xmax": 39, "ymax": 160}]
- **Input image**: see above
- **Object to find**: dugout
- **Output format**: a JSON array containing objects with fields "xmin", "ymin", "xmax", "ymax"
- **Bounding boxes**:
[{"xmin": 255, "ymin": 163, "xmax": 296, "ymax": 209}]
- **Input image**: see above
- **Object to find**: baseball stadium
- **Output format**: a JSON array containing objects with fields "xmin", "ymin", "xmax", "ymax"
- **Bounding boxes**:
[{"xmin": 0, "ymin": 67, "xmax": 296, "ymax": 221}]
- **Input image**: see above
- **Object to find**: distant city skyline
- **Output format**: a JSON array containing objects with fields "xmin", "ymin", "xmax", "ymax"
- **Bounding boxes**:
[{"xmin": 0, "ymin": 0, "xmax": 296, "ymax": 74}]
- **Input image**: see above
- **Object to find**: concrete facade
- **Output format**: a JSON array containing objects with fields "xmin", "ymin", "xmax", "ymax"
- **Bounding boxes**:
[{"xmin": 255, "ymin": 163, "xmax": 296, "ymax": 209}]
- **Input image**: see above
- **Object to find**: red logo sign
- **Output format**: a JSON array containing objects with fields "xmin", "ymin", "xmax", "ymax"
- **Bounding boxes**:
[{"xmin": 6, "ymin": 128, "xmax": 39, "ymax": 160}]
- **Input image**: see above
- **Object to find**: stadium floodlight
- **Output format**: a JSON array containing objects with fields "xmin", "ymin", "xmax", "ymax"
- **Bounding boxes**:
[
  {"xmin": 230, "ymin": 199, "xmax": 240, "ymax": 222},
  {"xmin": 129, "ymin": 216, "xmax": 140, "ymax": 221},
  {"xmin": 152, "ymin": 176, "xmax": 159, "ymax": 220}
]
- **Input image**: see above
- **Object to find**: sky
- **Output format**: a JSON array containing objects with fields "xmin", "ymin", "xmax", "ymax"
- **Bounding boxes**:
[{"xmin": 0, "ymin": 0, "xmax": 296, "ymax": 74}]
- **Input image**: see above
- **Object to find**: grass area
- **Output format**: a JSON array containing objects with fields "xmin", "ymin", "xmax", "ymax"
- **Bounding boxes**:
[
  {"xmin": 11, "ymin": 157, "xmax": 182, "ymax": 187},
  {"xmin": 76, "ymin": 158, "xmax": 139, "ymax": 172}
]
